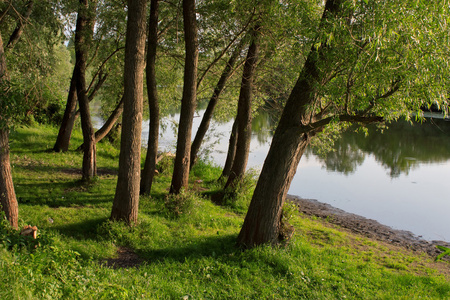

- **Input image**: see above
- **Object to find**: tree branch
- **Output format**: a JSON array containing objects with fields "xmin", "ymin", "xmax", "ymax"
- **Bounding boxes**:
[
  {"xmin": 196, "ymin": 13, "xmax": 255, "ymax": 89},
  {"xmin": 86, "ymin": 46, "xmax": 124, "ymax": 92},
  {"xmin": 306, "ymin": 114, "xmax": 383, "ymax": 133}
]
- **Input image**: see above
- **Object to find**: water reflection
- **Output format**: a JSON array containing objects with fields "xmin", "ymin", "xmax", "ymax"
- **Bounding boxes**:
[{"xmin": 313, "ymin": 119, "xmax": 450, "ymax": 178}]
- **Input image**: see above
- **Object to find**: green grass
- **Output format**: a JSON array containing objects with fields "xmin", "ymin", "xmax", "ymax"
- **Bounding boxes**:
[{"xmin": 1, "ymin": 124, "xmax": 449, "ymax": 299}]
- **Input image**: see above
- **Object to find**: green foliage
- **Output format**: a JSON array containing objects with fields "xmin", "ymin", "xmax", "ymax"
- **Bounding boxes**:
[
  {"xmin": 436, "ymin": 245, "xmax": 450, "ymax": 262},
  {"xmin": 163, "ymin": 190, "xmax": 196, "ymax": 219},
  {"xmin": 156, "ymin": 154, "xmax": 175, "ymax": 175},
  {"xmin": 0, "ymin": 212, "xmax": 41, "ymax": 251},
  {"xmin": 0, "ymin": 2, "xmax": 71, "ymax": 128},
  {"xmin": 281, "ymin": 201, "xmax": 299, "ymax": 226},
  {"xmin": 222, "ymin": 170, "xmax": 258, "ymax": 213}
]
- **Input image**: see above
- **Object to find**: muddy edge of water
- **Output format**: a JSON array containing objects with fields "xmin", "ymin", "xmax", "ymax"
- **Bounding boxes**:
[{"xmin": 287, "ymin": 195, "xmax": 450, "ymax": 259}]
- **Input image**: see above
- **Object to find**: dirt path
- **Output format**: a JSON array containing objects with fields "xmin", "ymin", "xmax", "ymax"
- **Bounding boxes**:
[{"xmin": 288, "ymin": 195, "xmax": 450, "ymax": 259}]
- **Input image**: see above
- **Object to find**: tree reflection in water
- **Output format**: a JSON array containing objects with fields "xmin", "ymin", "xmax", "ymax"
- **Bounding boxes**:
[{"xmin": 310, "ymin": 117, "xmax": 450, "ymax": 178}]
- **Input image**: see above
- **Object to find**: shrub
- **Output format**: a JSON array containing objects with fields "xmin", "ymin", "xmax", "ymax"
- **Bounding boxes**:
[
  {"xmin": 0, "ymin": 212, "xmax": 42, "ymax": 251},
  {"xmin": 163, "ymin": 189, "xmax": 196, "ymax": 219},
  {"xmin": 222, "ymin": 169, "xmax": 258, "ymax": 213}
]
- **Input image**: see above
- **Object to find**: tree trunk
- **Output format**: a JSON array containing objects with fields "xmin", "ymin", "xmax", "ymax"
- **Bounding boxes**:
[
  {"xmin": 77, "ymin": 97, "xmax": 124, "ymax": 151},
  {"xmin": 224, "ymin": 26, "xmax": 260, "ymax": 190},
  {"xmin": 190, "ymin": 43, "xmax": 242, "ymax": 169},
  {"xmin": 169, "ymin": 0, "xmax": 199, "ymax": 194},
  {"xmin": 74, "ymin": 0, "xmax": 97, "ymax": 181},
  {"xmin": 237, "ymin": 0, "xmax": 344, "ymax": 248},
  {"xmin": 220, "ymin": 117, "xmax": 238, "ymax": 179},
  {"xmin": 53, "ymin": 69, "xmax": 78, "ymax": 152},
  {"xmin": 111, "ymin": 0, "xmax": 147, "ymax": 224},
  {"xmin": 0, "ymin": 129, "xmax": 18, "ymax": 229},
  {"xmin": 141, "ymin": 0, "xmax": 160, "ymax": 195},
  {"xmin": 0, "ymin": 33, "xmax": 18, "ymax": 229}
]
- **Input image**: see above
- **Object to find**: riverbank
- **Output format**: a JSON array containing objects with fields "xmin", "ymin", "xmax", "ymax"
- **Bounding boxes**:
[
  {"xmin": 2, "ymin": 124, "xmax": 449, "ymax": 299},
  {"xmin": 288, "ymin": 195, "xmax": 450, "ymax": 259}
]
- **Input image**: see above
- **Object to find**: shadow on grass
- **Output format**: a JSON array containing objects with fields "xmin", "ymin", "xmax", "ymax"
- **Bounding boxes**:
[
  {"xmin": 16, "ymin": 179, "xmax": 114, "ymax": 207},
  {"xmin": 138, "ymin": 234, "xmax": 239, "ymax": 263},
  {"xmin": 135, "ymin": 235, "xmax": 292, "ymax": 278},
  {"xmin": 52, "ymin": 216, "xmax": 110, "ymax": 240}
]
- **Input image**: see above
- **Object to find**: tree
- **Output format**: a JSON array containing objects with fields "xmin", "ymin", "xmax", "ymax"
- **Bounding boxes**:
[
  {"xmin": 77, "ymin": 96, "xmax": 124, "ymax": 151},
  {"xmin": 140, "ymin": 0, "xmax": 160, "ymax": 195},
  {"xmin": 190, "ymin": 40, "xmax": 244, "ymax": 169},
  {"xmin": 224, "ymin": 25, "xmax": 260, "ymax": 190},
  {"xmin": 0, "ymin": 0, "xmax": 66, "ymax": 227},
  {"xmin": 53, "ymin": 69, "xmax": 78, "ymax": 152},
  {"xmin": 74, "ymin": 0, "xmax": 97, "ymax": 181},
  {"xmin": 110, "ymin": 0, "xmax": 148, "ymax": 224},
  {"xmin": 220, "ymin": 118, "xmax": 238, "ymax": 179},
  {"xmin": 53, "ymin": 0, "xmax": 127, "ymax": 152},
  {"xmin": 237, "ymin": 0, "xmax": 450, "ymax": 248},
  {"xmin": 169, "ymin": 0, "xmax": 199, "ymax": 194},
  {"xmin": 0, "ymin": 33, "xmax": 18, "ymax": 228}
]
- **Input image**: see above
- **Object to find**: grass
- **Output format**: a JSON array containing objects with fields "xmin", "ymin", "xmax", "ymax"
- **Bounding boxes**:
[{"xmin": 1, "ymin": 124, "xmax": 449, "ymax": 299}]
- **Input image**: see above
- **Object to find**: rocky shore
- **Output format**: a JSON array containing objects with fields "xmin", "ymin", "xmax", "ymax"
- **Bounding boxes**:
[{"xmin": 288, "ymin": 195, "xmax": 450, "ymax": 259}]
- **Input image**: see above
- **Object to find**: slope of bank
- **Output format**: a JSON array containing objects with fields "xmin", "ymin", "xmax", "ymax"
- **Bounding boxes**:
[{"xmin": 288, "ymin": 195, "xmax": 450, "ymax": 259}]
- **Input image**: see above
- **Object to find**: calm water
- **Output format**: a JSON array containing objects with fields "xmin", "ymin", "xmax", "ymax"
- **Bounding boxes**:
[{"xmin": 101, "ymin": 110, "xmax": 450, "ymax": 242}]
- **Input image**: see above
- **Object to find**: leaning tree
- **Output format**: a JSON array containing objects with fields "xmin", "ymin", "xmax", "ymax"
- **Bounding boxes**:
[{"xmin": 237, "ymin": 0, "xmax": 450, "ymax": 248}]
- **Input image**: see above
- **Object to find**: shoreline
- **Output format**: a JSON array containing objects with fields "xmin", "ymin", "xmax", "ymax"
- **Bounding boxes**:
[{"xmin": 287, "ymin": 195, "xmax": 450, "ymax": 259}]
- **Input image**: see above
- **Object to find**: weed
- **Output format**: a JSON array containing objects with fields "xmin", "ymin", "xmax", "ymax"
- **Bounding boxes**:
[
  {"xmin": 0, "ymin": 212, "xmax": 41, "ymax": 251},
  {"xmin": 436, "ymin": 245, "xmax": 450, "ymax": 261},
  {"xmin": 163, "ymin": 189, "xmax": 196, "ymax": 218},
  {"xmin": 157, "ymin": 154, "xmax": 175, "ymax": 175},
  {"xmin": 222, "ymin": 169, "xmax": 258, "ymax": 212},
  {"xmin": 279, "ymin": 201, "xmax": 298, "ymax": 243}
]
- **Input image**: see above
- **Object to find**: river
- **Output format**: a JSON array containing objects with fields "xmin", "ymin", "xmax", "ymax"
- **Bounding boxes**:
[{"xmin": 99, "ymin": 109, "xmax": 450, "ymax": 242}]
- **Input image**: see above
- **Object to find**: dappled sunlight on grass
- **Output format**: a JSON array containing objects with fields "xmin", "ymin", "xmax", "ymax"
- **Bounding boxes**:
[{"xmin": 1, "ymin": 125, "xmax": 449, "ymax": 299}]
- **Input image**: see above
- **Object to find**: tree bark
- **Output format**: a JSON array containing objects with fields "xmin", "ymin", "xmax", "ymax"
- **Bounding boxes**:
[
  {"xmin": 220, "ymin": 117, "xmax": 238, "ymax": 179},
  {"xmin": 141, "ymin": 0, "xmax": 160, "ymax": 195},
  {"xmin": 190, "ymin": 42, "xmax": 242, "ymax": 169},
  {"xmin": 0, "ymin": 33, "xmax": 18, "ymax": 229},
  {"xmin": 53, "ymin": 4, "xmax": 106, "ymax": 153},
  {"xmin": 0, "ymin": 129, "xmax": 18, "ymax": 229},
  {"xmin": 74, "ymin": 0, "xmax": 97, "ymax": 181},
  {"xmin": 53, "ymin": 68, "xmax": 78, "ymax": 152},
  {"xmin": 169, "ymin": 0, "xmax": 199, "ymax": 194},
  {"xmin": 237, "ymin": 0, "xmax": 344, "ymax": 248},
  {"xmin": 224, "ymin": 26, "xmax": 260, "ymax": 190},
  {"xmin": 77, "ymin": 97, "xmax": 124, "ymax": 151},
  {"xmin": 111, "ymin": 0, "xmax": 147, "ymax": 224}
]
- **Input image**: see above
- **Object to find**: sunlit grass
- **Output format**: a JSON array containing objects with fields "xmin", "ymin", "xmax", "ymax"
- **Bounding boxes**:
[{"xmin": 1, "ymin": 124, "xmax": 449, "ymax": 299}]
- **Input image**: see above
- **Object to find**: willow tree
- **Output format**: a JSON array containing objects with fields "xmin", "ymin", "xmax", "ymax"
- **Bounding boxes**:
[
  {"xmin": 110, "ymin": 0, "xmax": 148, "ymax": 224},
  {"xmin": 237, "ymin": 0, "xmax": 450, "ymax": 248}
]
